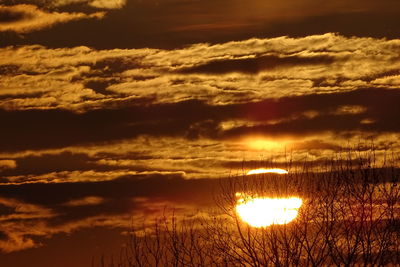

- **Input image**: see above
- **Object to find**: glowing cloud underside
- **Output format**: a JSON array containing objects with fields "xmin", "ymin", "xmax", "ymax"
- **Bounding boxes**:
[
  {"xmin": 246, "ymin": 168, "xmax": 288, "ymax": 175},
  {"xmin": 236, "ymin": 196, "xmax": 303, "ymax": 227}
]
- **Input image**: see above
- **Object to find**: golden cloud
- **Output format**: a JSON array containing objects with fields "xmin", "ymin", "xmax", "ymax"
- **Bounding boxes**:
[
  {"xmin": 1, "ymin": 34, "xmax": 400, "ymax": 111},
  {"xmin": 0, "ymin": 4, "xmax": 105, "ymax": 33},
  {"xmin": 89, "ymin": 0, "xmax": 126, "ymax": 9},
  {"xmin": 47, "ymin": 0, "xmax": 126, "ymax": 9},
  {"xmin": 0, "ymin": 195, "xmax": 200, "ymax": 253},
  {"xmin": 0, "ymin": 159, "xmax": 16, "ymax": 170}
]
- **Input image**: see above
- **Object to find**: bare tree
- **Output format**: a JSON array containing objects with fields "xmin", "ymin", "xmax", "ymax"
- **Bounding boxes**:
[{"xmin": 103, "ymin": 146, "xmax": 400, "ymax": 266}]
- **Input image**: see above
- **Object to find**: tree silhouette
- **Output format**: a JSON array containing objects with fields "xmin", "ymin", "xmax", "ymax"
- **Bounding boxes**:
[{"xmin": 101, "ymin": 147, "xmax": 400, "ymax": 266}]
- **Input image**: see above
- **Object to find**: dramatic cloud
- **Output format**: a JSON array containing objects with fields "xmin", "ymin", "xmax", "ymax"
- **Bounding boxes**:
[
  {"xmin": 1, "ymin": 33, "xmax": 400, "ymax": 260},
  {"xmin": 0, "ymin": 197, "xmax": 54, "ymax": 252},
  {"xmin": 0, "ymin": 5, "xmax": 105, "ymax": 33},
  {"xmin": 1, "ymin": 0, "xmax": 399, "ymax": 50},
  {"xmin": 0, "ymin": 173, "xmax": 222, "ymax": 252},
  {"xmin": 0, "ymin": 34, "xmax": 400, "ymax": 113},
  {"xmin": 1, "ymin": 0, "xmax": 400, "ymax": 265},
  {"xmin": 0, "ymin": 88, "xmax": 399, "ymax": 154}
]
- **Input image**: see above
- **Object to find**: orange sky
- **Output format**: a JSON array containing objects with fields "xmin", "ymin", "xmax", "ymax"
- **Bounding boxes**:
[{"xmin": 1, "ymin": 1, "xmax": 400, "ymax": 266}]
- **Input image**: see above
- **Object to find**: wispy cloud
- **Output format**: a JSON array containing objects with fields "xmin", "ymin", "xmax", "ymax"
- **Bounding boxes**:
[
  {"xmin": 0, "ymin": 4, "xmax": 105, "ymax": 33},
  {"xmin": 0, "ymin": 197, "xmax": 54, "ymax": 252},
  {"xmin": 1, "ymin": 34, "xmax": 400, "ymax": 112},
  {"xmin": 0, "ymin": 175, "xmax": 216, "ymax": 252},
  {"xmin": 88, "ymin": 0, "xmax": 126, "ymax": 9},
  {"xmin": 2, "ymin": 0, "xmax": 127, "ymax": 9}
]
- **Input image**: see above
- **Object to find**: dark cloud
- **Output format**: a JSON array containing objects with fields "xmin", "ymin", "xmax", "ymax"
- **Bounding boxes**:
[
  {"xmin": 222, "ymin": 89, "xmax": 400, "ymax": 138},
  {"xmin": 85, "ymin": 57, "xmax": 141, "ymax": 77},
  {"xmin": 223, "ymin": 114, "xmax": 361, "ymax": 138},
  {"xmin": 0, "ymin": 203, "xmax": 15, "ymax": 217},
  {"xmin": 0, "ymin": 100, "xmax": 211, "ymax": 151},
  {"xmin": 254, "ymin": 11, "xmax": 400, "ymax": 40},
  {"xmin": 0, "ymin": 231, "xmax": 7, "ymax": 241},
  {"xmin": 0, "ymin": 173, "xmax": 216, "ymax": 206},
  {"xmin": 83, "ymin": 80, "xmax": 114, "ymax": 95},
  {"xmin": 220, "ymin": 159, "xmax": 321, "ymax": 170},
  {"xmin": 0, "ymin": 152, "xmax": 116, "ymax": 177},
  {"xmin": 0, "ymin": 65, "xmax": 20, "ymax": 76},
  {"xmin": 0, "ymin": 8, "xmax": 31, "ymax": 23},
  {"xmin": 241, "ymin": 88, "xmax": 400, "ymax": 121},
  {"xmin": 1, "ymin": 88, "xmax": 399, "ymax": 152},
  {"xmin": 2, "ymin": 167, "xmax": 398, "ymax": 219},
  {"xmin": 1, "ymin": 0, "xmax": 400, "ymax": 49},
  {"xmin": 48, "ymin": 199, "xmax": 127, "ymax": 225},
  {"xmin": 178, "ymin": 55, "xmax": 335, "ymax": 75},
  {"xmin": 0, "ymin": 172, "xmax": 220, "ymax": 255},
  {"xmin": 0, "ymin": 227, "xmax": 125, "ymax": 267}
]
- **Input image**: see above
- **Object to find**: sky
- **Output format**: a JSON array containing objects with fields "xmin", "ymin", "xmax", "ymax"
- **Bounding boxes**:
[{"xmin": 1, "ymin": 0, "xmax": 400, "ymax": 266}]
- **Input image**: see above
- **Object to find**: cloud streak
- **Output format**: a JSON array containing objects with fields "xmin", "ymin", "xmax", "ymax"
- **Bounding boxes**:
[
  {"xmin": 1, "ymin": 34, "xmax": 400, "ymax": 112},
  {"xmin": 0, "ymin": 5, "xmax": 105, "ymax": 33},
  {"xmin": 0, "ymin": 173, "xmax": 221, "ymax": 252}
]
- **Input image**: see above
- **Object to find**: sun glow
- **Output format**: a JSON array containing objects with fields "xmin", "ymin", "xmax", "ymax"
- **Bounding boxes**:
[
  {"xmin": 236, "ymin": 195, "xmax": 302, "ymax": 227},
  {"xmin": 245, "ymin": 137, "xmax": 291, "ymax": 150},
  {"xmin": 246, "ymin": 168, "xmax": 288, "ymax": 175}
]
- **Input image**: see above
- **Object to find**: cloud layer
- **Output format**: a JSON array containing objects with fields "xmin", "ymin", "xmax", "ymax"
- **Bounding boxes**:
[
  {"xmin": 1, "ymin": 34, "xmax": 400, "ymax": 111},
  {"xmin": 0, "ymin": 5, "xmax": 104, "ymax": 33},
  {"xmin": 1, "ymin": 34, "xmax": 400, "ymax": 256},
  {"xmin": 2, "ymin": 0, "xmax": 400, "ymax": 50},
  {"xmin": 1, "ymin": 0, "xmax": 400, "ymax": 264}
]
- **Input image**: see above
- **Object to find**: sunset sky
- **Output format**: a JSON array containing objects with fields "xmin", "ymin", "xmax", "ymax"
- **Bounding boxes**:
[{"xmin": 1, "ymin": 1, "xmax": 400, "ymax": 266}]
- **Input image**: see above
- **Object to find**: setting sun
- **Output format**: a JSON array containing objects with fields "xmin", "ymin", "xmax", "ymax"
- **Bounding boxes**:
[
  {"xmin": 1, "ymin": 0, "xmax": 398, "ymax": 264},
  {"xmin": 236, "ymin": 195, "xmax": 303, "ymax": 227},
  {"xmin": 246, "ymin": 168, "xmax": 288, "ymax": 175}
]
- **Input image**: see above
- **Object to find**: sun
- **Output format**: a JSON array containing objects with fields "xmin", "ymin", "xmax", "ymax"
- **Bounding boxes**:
[
  {"xmin": 246, "ymin": 168, "xmax": 288, "ymax": 175},
  {"xmin": 235, "ymin": 195, "xmax": 302, "ymax": 227}
]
